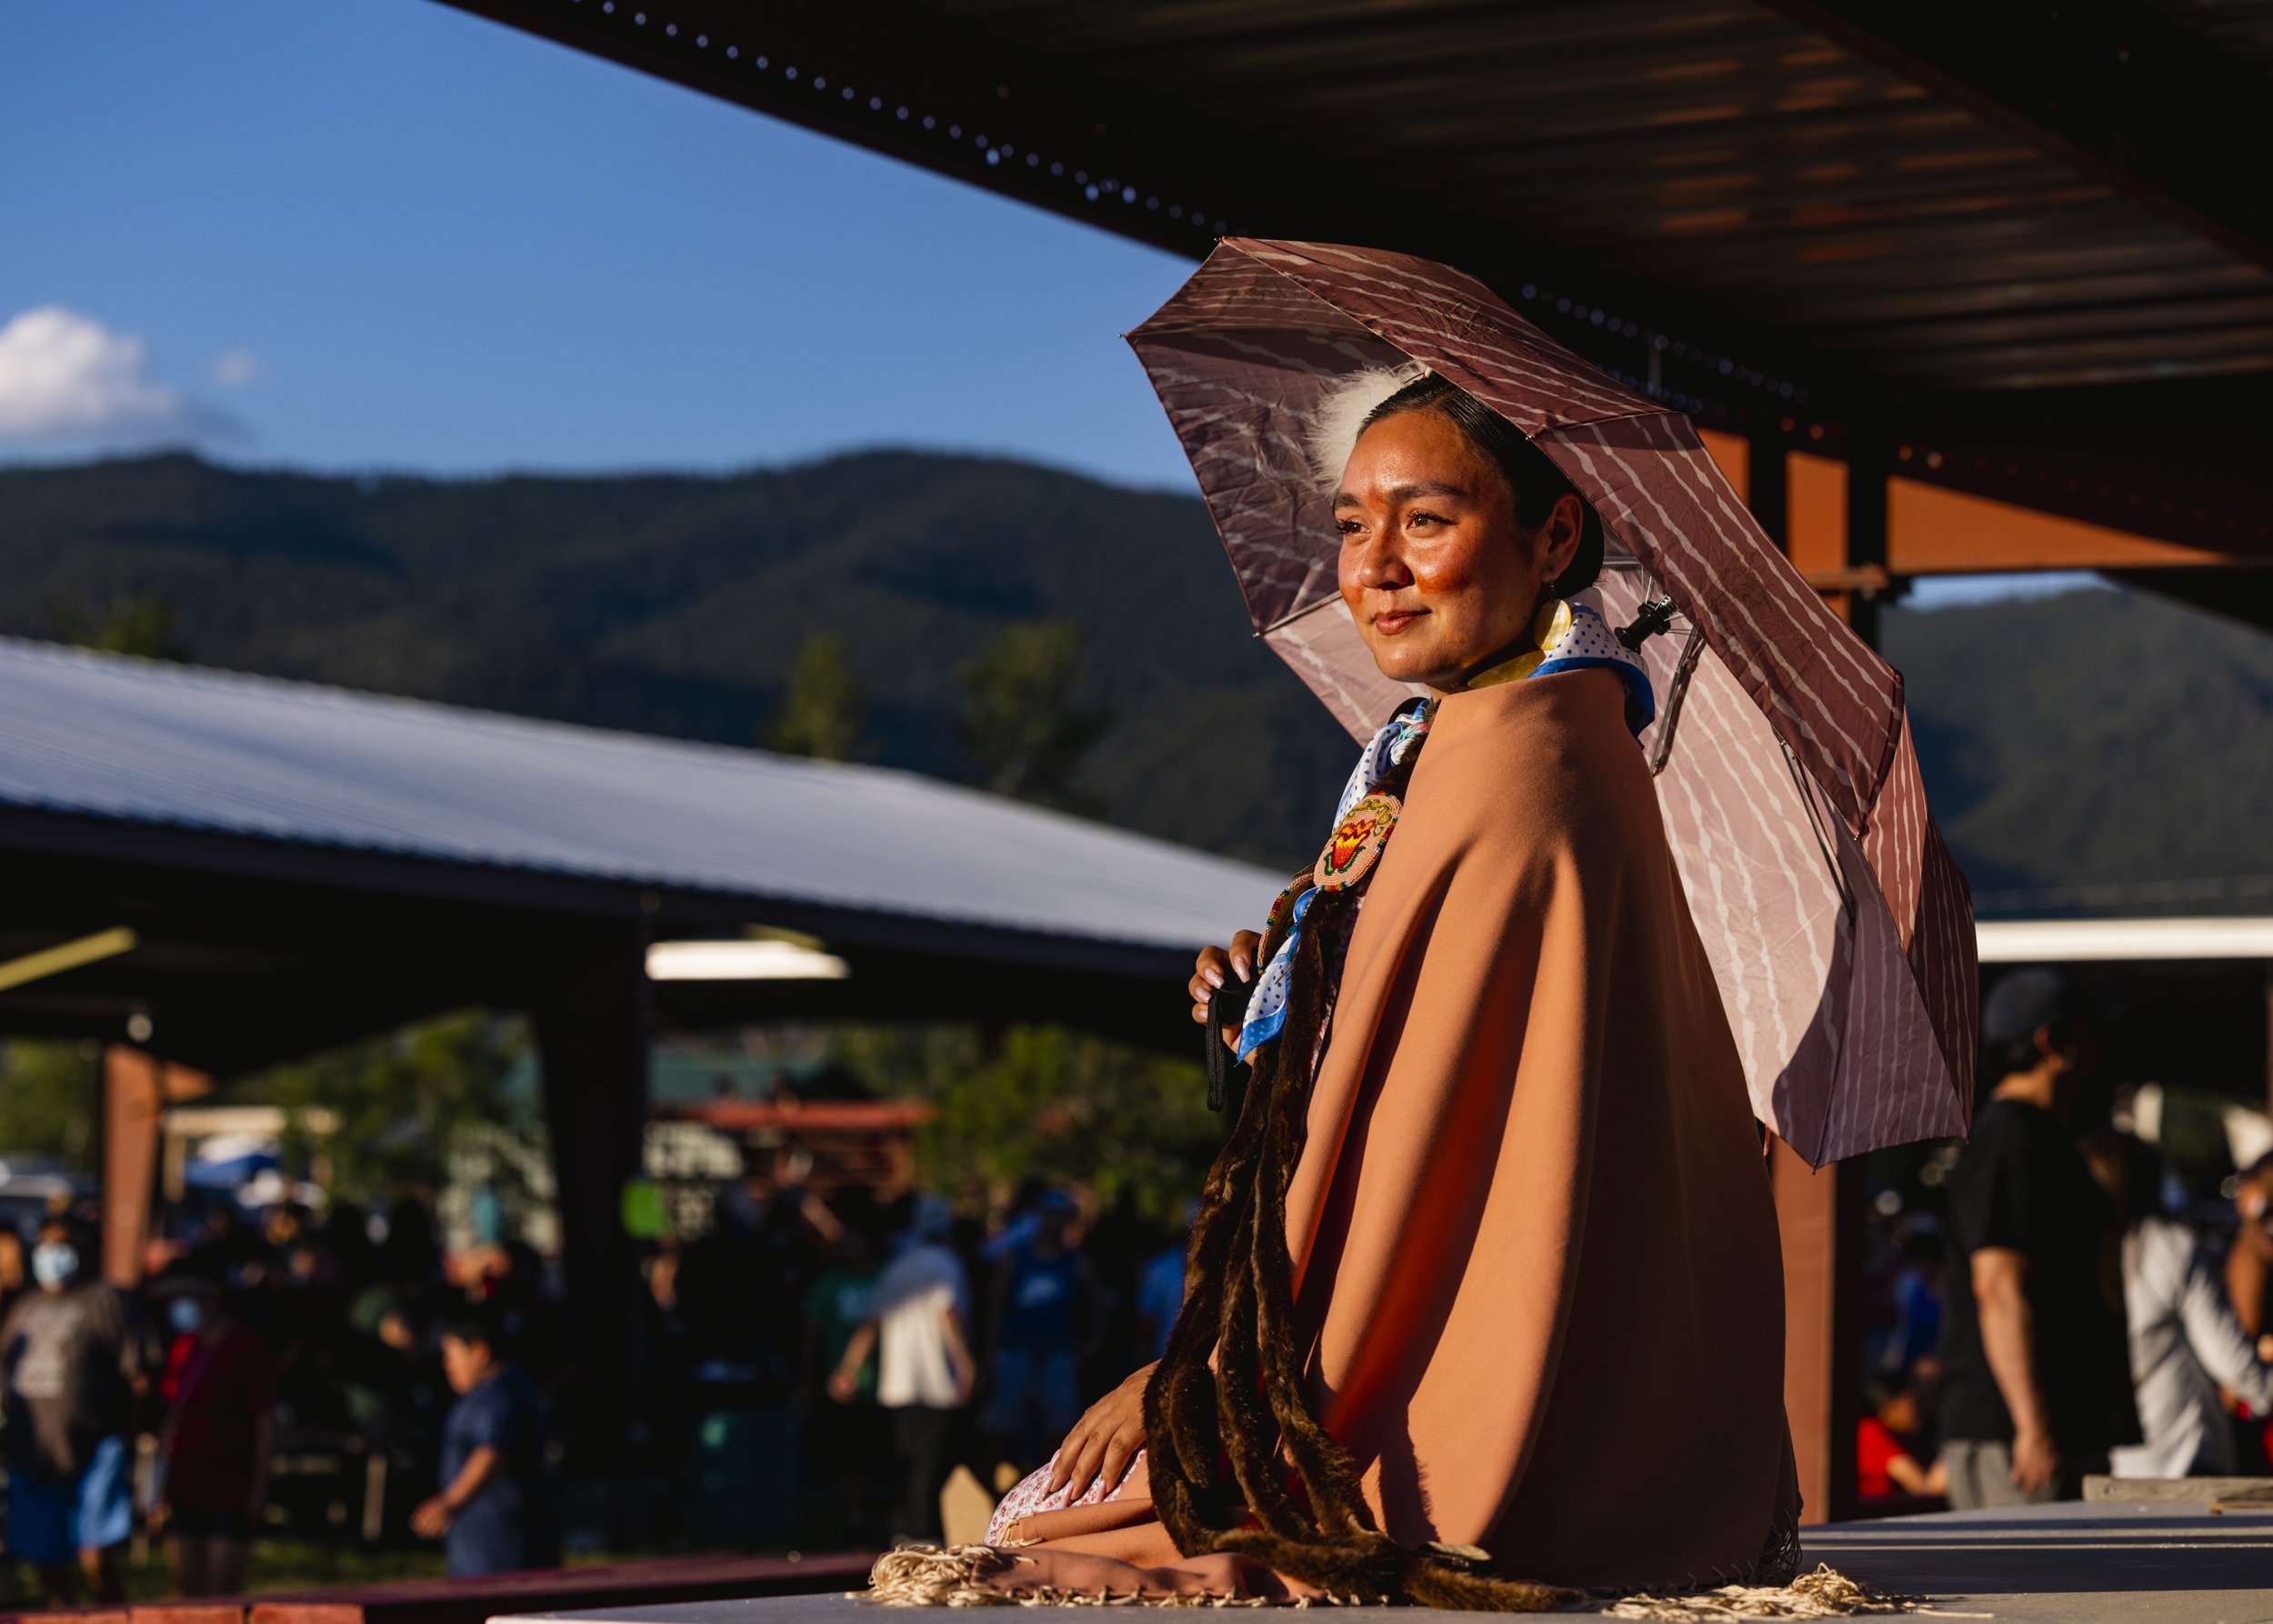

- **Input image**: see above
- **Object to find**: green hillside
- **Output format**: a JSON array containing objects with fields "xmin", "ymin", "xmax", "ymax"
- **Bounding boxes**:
[
  {"xmin": 0, "ymin": 451, "xmax": 2267, "ymax": 907},
  {"xmin": 0, "ymin": 451, "xmax": 1352, "ymax": 869},
  {"xmin": 1884, "ymin": 587, "xmax": 2273, "ymax": 916}
]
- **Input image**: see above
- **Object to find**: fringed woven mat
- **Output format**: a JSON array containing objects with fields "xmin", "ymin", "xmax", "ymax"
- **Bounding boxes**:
[
  {"xmin": 857, "ymin": 1549, "xmax": 1965, "ymax": 1616},
  {"xmin": 864, "ymin": 1546, "xmax": 1271, "ymax": 1607},
  {"xmin": 1597, "ymin": 1564, "xmax": 1975, "ymax": 1619}
]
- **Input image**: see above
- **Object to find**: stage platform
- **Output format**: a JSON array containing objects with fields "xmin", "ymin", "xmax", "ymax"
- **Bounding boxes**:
[{"xmin": 493, "ymin": 1500, "xmax": 2273, "ymax": 1624}]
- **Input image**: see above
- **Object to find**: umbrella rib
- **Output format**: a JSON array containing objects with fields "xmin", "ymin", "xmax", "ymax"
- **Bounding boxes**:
[
  {"xmin": 1781, "ymin": 738, "xmax": 1855, "ymax": 927},
  {"xmin": 1647, "ymin": 624, "xmax": 1708, "ymax": 779}
]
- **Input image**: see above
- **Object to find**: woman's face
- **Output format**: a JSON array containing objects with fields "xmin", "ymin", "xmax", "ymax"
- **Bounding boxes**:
[{"xmin": 1335, "ymin": 409, "xmax": 1582, "ymax": 694}]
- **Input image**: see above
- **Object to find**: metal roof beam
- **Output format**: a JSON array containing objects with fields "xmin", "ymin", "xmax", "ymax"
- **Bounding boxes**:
[{"xmin": 1757, "ymin": 0, "xmax": 2273, "ymax": 274}]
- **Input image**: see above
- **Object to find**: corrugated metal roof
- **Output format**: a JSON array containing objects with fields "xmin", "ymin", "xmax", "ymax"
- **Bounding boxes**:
[{"xmin": 0, "ymin": 637, "xmax": 1283, "ymax": 954}]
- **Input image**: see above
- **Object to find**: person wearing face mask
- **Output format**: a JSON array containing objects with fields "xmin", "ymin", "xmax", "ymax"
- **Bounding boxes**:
[
  {"xmin": 0, "ymin": 1218, "xmax": 158, "ymax": 1606},
  {"xmin": 149, "ymin": 1274, "xmax": 275, "ymax": 1595}
]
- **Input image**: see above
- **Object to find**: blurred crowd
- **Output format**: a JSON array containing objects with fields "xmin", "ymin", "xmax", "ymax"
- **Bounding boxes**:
[
  {"xmin": 0, "ymin": 1171, "xmax": 1189, "ymax": 1606},
  {"xmin": 0, "ymin": 1191, "xmax": 570, "ymax": 1605},
  {"xmin": 8, "ymin": 962, "xmax": 2272, "ymax": 1611},
  {"xmin": 650, "ymin": 1175, "xmax": 1189, "ymax": 1548},
  {"xmin": 1855, "ymin": 968, "xmax": 2273, "ymax": 1509}
]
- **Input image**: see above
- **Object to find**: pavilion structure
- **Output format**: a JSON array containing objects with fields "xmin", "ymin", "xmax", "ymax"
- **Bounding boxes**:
[
  {"xmin": 430, "ymin": 0, "xmax": 2273, "ymax": 1521},
  {"xmin": 0, "ymin": 637, "xmax": 1280, "ymax": 1453}
]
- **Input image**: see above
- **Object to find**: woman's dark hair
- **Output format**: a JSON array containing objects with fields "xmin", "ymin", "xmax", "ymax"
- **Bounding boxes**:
[{"xmin": 1359, "ymin": 373, "xmax": 1604, "ymax": 599}]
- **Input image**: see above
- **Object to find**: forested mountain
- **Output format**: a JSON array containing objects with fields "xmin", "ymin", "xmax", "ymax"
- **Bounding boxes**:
[
  {"xmin": 1, "ymin": 451, "xmax": 2267, "ymax": 910},
  {"xmin": 0, "ymin": 451, "xmax": 1354, "ymax": 868},
  {"xmin": 1886, "ymin": 588, "xmax": 2273, "ymax": 916}
]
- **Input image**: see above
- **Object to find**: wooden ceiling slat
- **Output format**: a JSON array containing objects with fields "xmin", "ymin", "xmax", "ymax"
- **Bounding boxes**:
[
  {"xmin": 1892, "ymin": 351, "xmax": 2273, "ymax": 391},
  {"xmin": 1816, "ymin": 293, "xmax": 2273, "ymax": 355},
  {"xmin": 1073, "ymin": 21, "xmax": 1810, "ymax": 94},
  {"xmin": 1738, "ymin": 263, "xmax": 2268, "ymax": 327},
  {"xmin": 932, "ymin": 0, "xmax": 1770, "ymax": 58},
  {"xmin": 1443, "ymin": 165, "xmax": 2104, "ymax": 237},
  {"xmin": 1879, "ymin": 326, "xmax": 2273, "ymax": 389}
]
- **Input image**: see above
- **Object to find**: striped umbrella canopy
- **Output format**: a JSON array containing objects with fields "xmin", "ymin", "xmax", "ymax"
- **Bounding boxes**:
[{"xmin": 1128, "ymin": 238, "xmax": 1976, "ymax": 1166}]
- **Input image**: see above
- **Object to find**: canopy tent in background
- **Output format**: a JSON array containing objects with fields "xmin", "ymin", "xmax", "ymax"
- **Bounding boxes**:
[{"xmin": 1129, "ymin": 238, "xmax": 1977, "ymax": 1166}]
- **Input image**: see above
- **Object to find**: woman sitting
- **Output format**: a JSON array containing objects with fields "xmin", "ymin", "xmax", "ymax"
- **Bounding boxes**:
[{"xmin": 946, "ymin": 371, "xmax": 1797, "ymax": 1607}]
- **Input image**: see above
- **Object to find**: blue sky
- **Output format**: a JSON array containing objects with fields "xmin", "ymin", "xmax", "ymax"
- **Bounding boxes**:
[{"xmin": 0, "ymin": 0, "xmax": 1199, "ymax": 486}]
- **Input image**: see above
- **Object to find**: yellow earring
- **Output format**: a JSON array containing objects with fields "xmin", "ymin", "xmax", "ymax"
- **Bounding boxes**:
[
  {"xmin": 1532, "ymin": 595, "xmax": 1572, "ymax": 653},
  {"xmin": 1467, "ymin": 595, "xmax": 1574, "ymax": 692}
]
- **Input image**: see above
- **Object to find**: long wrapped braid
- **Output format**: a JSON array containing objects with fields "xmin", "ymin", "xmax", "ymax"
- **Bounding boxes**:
[{"xmin": 1136, "ymin": 708, "xmax": 1575, "ymax": 1611}]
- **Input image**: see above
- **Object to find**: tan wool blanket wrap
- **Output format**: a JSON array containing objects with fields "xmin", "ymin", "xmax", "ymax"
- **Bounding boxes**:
[{"xmin": 980, "ymin": 667, "xmax": 1795, "ymax": 1600}]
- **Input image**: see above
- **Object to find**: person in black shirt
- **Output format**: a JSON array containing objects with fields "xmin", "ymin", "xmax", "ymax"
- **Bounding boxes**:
[{"xmin": 1938, "ymin": 969, "xmax": 2138, "ymax": 1507}]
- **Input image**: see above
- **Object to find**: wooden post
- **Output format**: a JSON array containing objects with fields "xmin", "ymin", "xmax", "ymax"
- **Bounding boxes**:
[
  {"xmin": 1747, "ymin": 430, "xmax": 1789, "ymax": 553},
  {"xmin": 1768, "ymin": 452, "xmax": 1887, "ymax": 1526},
  {"xmin": 101, "ymin": 1048, "xmax": 209, "ymax": 1286},
  {"xmin": 1844, "ymin": 426, "xmax": 1890, "ymax": 648},
  {"xmin": 532, "ymin": 926, "xmax": 652, "ymax": 1461},
  {"xmin": 1772, "ymin": 1139, "xmax": 1863, "ymax": 1524}
]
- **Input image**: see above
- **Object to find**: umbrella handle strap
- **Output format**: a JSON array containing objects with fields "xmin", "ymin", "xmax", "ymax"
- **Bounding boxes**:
[{"xmin": 1207, "ymin": 978, "xmax": 1255, "ymax": 1114}]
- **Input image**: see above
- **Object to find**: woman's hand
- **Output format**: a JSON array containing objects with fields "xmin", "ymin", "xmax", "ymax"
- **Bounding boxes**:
[
  {"xmin": 1046, "ymin": 1359, "xmax": 1156, "ymax": 1495},
  {"xmin": 1189, "ymin": 931, "xmax": 1263, "ymax": 1049}
]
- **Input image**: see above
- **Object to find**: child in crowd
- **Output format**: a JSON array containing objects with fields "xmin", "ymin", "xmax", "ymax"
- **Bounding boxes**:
[
  {"xmin": 1858, "ymin": 1378, "xmax": 1946, "ymax": 1501},
  {"xmin": 412, "ymin": 1307, "xmax": 557, "ymax": 1576}
]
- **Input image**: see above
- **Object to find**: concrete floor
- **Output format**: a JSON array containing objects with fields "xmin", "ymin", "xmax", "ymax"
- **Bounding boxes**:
[{"xmin": 496, "ymin": 1501, "xmax": 2273, "ymax": 1624}]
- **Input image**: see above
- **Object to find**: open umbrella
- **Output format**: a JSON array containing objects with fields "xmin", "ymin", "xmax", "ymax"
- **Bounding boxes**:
[{"xmin": 1129, "ymin": 238, "xmax": 1976, "ymax": 1166}]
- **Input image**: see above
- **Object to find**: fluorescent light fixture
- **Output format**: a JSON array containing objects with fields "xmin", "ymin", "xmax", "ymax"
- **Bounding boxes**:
[
  {"xmin": 1977, "ymin": 917, "xmax": 2273, "ymax": 964},
  {"xmin": 646, "ymin": 939, "xmax": 850, "ymax": 981},
  {"xmin": 0, "ymin": 926, "xmax": 139, "ymax": 995}
]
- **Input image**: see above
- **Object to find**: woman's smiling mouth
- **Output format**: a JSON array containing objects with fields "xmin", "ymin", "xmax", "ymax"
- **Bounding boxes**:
[{"xmin": 1371, "ymin": 607, "xmax": 1428, "ymax": 636}]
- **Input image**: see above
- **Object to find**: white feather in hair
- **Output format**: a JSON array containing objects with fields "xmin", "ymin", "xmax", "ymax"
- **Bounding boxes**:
[{"xmin": 1306, "ymin": 362, "xmax": 1428, "ymax": 491}]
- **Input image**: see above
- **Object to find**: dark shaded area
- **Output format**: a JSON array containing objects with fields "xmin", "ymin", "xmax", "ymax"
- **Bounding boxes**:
[{"xmin": 0, "ymin": 821, "xmax": 1207, "ymax": 1075}]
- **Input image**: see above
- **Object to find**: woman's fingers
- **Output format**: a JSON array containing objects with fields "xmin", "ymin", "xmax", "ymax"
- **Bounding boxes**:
[
  {"xmin": 1191, "ymin": 944, "xmax": 1232, "ymax": 1018},
  {"xmin": 1097, "ymin": 1423, "xmax": 1142, "ymax": 1494},
  {"xmin": 1061, "ymin": 1427, "xmax": 1106, "ymax": 1498},
  {"xmin": 1045, "ymin": 1425, "xmax": 1086, "ymax": 1493},
  {"xmin": 1192, "ymin": 935, "xmax": 1264, "ymax": 1003}
]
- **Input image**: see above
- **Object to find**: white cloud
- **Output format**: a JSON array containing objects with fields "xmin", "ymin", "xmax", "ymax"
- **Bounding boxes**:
[
  {"xmin": 211, "ymin": 347, "xmax": 262, "ymax": 388},
  {"xmin": 0, "ymin": 306, "xmax": 238, "ymax": 447}
]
